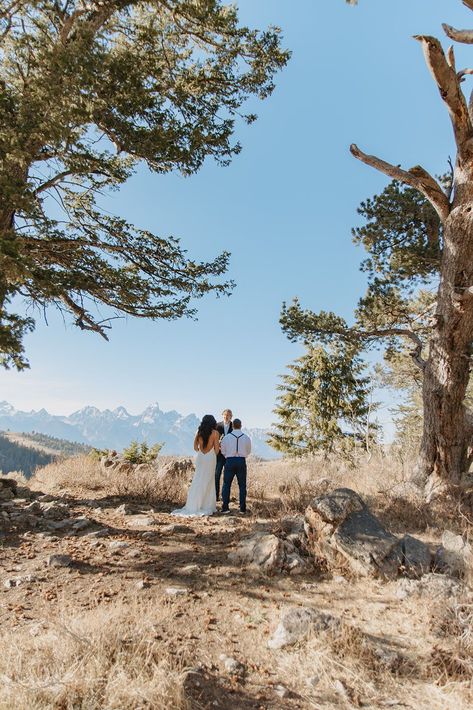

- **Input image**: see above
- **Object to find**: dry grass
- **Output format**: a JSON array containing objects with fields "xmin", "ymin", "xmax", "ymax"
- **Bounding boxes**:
[
  {"xmin": 29, "ymin": 455, "xmax": 189, "ymax": 507},
  {"xmin": 0, "ymin": 599, "xmax": 190, "ymax": 710},
  {"xmin": 9, "ymin": 451, "xmax": 471, "ymax": 709}
]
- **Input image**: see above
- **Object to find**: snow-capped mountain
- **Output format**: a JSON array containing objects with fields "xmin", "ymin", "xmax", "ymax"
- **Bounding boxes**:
[{"xmin": 0, "ymin": 401, "xmax": 278, "ymax": 458}]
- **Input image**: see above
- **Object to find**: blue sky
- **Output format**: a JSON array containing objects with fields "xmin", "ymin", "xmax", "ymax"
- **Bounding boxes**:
[{"xmin": 0, "ymin": 0, "xmax": 467, "ymax": 429}]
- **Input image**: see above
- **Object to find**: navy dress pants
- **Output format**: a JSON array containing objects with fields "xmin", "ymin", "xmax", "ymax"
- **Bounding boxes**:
[
  {"xmin": 221, "ymin": 457, "xmax": 247, "ymax": 512},
  {"xmin": 215, "ymin": 453, "xmax": 226, "ymax": 500}
]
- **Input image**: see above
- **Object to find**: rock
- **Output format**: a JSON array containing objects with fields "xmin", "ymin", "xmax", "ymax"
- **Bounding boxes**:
[
  {"xmin": 161, "ymin": 524, "xmax": 192, "ymax": 534},
  {"xmin": 274, "ymin": 685, "xmax": 291, "ymax": 699},
  {"xmin": 0, "ymin": 478, "xmax": 17, "ymax": 491},
  {"xmin": 158, "ymin": 458, "xmax": 193, "ymax": 479},
  {"xmin": 180, "ymin": 564, "xmax": 201, "ymax": 574},
  {"xmin": 24, "ymin": 501, "xmax": 41, "ymax": 514},
  {"xmin": 440, "ymin": 530, "xmax": 473, "ymax": 584},
  {"xmin": 268, "ymin": 607, "xmax": 339, "ymax": 649},
  {"xmin": 135, "ymin": 580, "xmax": 149, "ymax": 590},
  {"xmin": 71, "ymin": 516, "xmax": 92, "ymax": 531},
  {"xmin": 165, "ymin": 587, "xmax": 189, "ymax": 596},
  {"xmin": 219, "ymin": 654, "xmax": 245, "ymax": 676},
  {"xmin": 307, "ymin": 488, "xmax": 365, "ymax": 525},
  {"xmin": 229, "ymin": 533, "xmax": 285, "ymax": 573},
  {"xmin": 45, "ymin": 519, "xmax": 71, "ymax": 530},
  {"xmin": 395, "ymin": 573, "xmax": 464, "ymax": 600},
  {"xmin": 116, "ymin": 503, "xmax": 134, "ymax": 515},
  {"xmin": 4, "ymin": 574, "xmax": 38, "ymax": 588},
  {"xmin": 109, "ymin": 541, "xmax": 129, "ymax": 552},
  {"xmin": 400, "ymin": 534, "xmax": 432, "ymax": 577},
  {"xmin": 47, "ymin": 554, "xmax": 73, "ymax": 568},
  {"xmin": 0, "ymin": 486, "xmax": 15, "ymax": 501},
  {"xmin": 37, "ymin": 494, "xmax": 55, "ymax": 502},
  {"xmin": 229, "ymin": 532, "xmax": 308, "ymax": 575},
  {"xmin": 39, "ymin": 502, "xmax": 70, "ymax": 520},
  {"xmin": 86, "ymin": 529, "xmax": 109, "ymax": 538},
  {"xmin": 280, "ymin": 515, "xmax": 305, "ymax": 536},
  {"xmin": 128, "ymin": 516, "xmax": 154, "ymax": 527},
  {"xmin": 304, "ymin": 488, "xmax": 423, "ymax": 579}
]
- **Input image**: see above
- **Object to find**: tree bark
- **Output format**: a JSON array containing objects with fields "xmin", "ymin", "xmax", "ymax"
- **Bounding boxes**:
[{"xmin": 415, "ymin": 196, "xmax": 473, "ymax": 494}]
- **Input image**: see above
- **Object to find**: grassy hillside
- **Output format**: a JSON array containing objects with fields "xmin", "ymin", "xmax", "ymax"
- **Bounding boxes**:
[{"xmin": 0, "ymin": 431, "xmax": 92, "ymax": 477}]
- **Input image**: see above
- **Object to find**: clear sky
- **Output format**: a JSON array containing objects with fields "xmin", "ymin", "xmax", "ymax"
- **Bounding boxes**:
[{"xmin": 0, "ymin": 0, "xmax": 467, "ymax": 428}]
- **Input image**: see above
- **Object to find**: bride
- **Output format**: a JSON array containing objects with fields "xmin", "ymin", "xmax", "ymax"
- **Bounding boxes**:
[{"xmin": 171, "ymin": 414, "xmax": 219, "ymax": 517}]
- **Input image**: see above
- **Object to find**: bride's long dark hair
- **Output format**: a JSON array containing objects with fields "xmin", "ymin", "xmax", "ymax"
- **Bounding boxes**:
[{"xmin": 197, "ymin": 414, "xmax": 217, "ymax": 449}]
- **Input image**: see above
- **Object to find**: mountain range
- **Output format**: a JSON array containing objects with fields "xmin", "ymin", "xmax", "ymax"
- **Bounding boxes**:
[{"xmin": 0, "ymin": 401, "xmax": 278, "ymax": 459}]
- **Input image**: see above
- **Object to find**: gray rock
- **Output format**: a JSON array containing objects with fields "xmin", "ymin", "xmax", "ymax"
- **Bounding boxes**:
[
  {"xmin": 307, "ymin": 487, "xmax": 365, "ymax": 525},
  {"xmin": 274, "ymin": 685, "xmax": 291, "ymax": 699},
  {"xmin": 304, "ymin": 488, "xmax": 429, "ymax": 579},
  {"xmin": 161, "ymin": 523, "xmax": 192, "ymax": 534},
  {"xmin": 39, "ymin": 502, "xmax": 70, "ymax": 520},
  {"xmin": 395, "ymin": 573, "xmax": 464, "ymax": 600},
  {"xmin": 400, "ymin": 534, "xmax": 432, "ymax": 577},
  {"xmin": 165, "ymin": 586, "xmax": 189, "ymax": 596},
  {"xmin": 332, "ymin": 507, "xmax": 399, "ymax": 577},
  {"xmin": 229, "ymin": 533, "xmax": 285, "ymax": 573},
  {"xmin": 268, "ymin": 607, "xmax": 339, "ymax": 649},
  {"xmin": 135, "ymin": 579, "xmax": 149, "ymax": 590},
  {"xmin": 71, "ymin": 516, "xmax": 93, "ymax": 531},
  {"xmin": 115, "ymin": 503, "xmax": 134, "ymax": 515},
  {"xmin": 47, "ymin": 554, "xmax": 73, "ymax": 568},
  {"xmin": 109, "ymin": 540, "xmax": 129, "ymax": 552},
  {"xmin": 440, "ymin": 530, "xmax": 473, "ymax": 584},
  {"xmin": 229, "ymin": 532, "xmax": 308, "ymax": 575},
  {"xmin": 128, "ymin": 515, "xmax": 154, "ymax": 527},
  {"xmin": 86, "ymin": 529, "xmax": 109, "ymax": 538},
  {"xmin": 219, "ymin": 654, "xmax": 245, "ymax": 675}
]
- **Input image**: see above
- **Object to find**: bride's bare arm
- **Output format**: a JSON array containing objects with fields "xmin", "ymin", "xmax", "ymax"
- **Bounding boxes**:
[
  {"xmin": 213, "ymin": 430, "xmax": 220, "ymax": 454},
  {"xmin": 193, "ymin": 433, "xmax": 200, "ymax": 452}
]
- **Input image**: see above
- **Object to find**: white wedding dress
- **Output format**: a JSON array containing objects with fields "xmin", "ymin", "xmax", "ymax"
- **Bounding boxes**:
[{"xmin": 171, "ymin": 448, "xmax": 217, "ymax": 517}]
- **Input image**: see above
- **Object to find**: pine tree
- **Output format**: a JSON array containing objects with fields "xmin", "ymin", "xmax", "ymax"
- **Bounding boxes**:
[
  {"xmin": 0, "ymin": 1, "xmax": 289, "ymax": 369},
  {"xmin": 269, "ymin": 345, "xmax": 376, "ymax": 459}
]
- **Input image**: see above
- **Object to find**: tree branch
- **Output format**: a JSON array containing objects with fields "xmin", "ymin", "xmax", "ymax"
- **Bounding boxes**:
[
  {"xmin": 443, "ymin": 23, "xmax": 473, "ymax": 45},
  {"xmin": 61, "ymin": 294, "xmax": 109, "ymax": 340},
  {"xmin": 414, "ymin": 35, "xmax": 473, "ymax": 152},
  {"xmin": 350, "ymin": 144, "xmax": 450, "ymax": 222}
]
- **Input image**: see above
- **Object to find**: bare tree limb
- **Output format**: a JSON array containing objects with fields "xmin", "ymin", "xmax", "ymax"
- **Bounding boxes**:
[
  {"xmin": 457, "ymin": 68, "xmax": 473, "ymax": 81},
  {"xmin": 443, "ymin": 23, "xmax": 473, "ymax": 44},
  {"xmin": 414, "ymin": 35, "xmax": 473, "ymax": 151},
  {"xmin": 350, "ymin": 144, "xmax": 450, "ymax": 222}
]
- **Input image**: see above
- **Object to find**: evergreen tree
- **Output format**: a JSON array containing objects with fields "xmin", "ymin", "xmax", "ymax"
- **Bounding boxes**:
[
  {"xmin": 0, "ymin": 1, "xmax": 289, "ymax": 369},
  {"xmin": 269, "ymin": 344, "xmax": 376, "ymax": 459}
]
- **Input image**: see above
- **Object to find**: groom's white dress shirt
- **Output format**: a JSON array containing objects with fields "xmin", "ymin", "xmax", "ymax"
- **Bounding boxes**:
[
  {"xmin": 223, "ymin": 422, "xmax": 231, "ymax": 436},
  {"xmin": 220, "ymin": 431, "xmax": 251, "ymax": 458}
]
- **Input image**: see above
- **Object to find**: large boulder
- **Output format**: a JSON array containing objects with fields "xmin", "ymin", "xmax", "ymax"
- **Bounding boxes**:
[{"xmin": 305, "ymin": 488, "xmax": 431, "ymax": 579}]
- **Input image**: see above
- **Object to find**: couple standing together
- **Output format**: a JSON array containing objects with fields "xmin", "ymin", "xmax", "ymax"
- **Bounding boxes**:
[{"xmin": 172, "ymin": 409, "xmax": 252, "ymax": 517}]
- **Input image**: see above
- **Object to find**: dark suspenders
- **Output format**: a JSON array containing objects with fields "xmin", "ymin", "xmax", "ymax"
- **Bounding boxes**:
[{"xmin": 230, "ymin": 432, "xmax": 243, "ymax": 454}]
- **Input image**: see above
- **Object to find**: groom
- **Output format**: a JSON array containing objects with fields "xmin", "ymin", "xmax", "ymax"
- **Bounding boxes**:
[
  {"xmin": 220, "ymin": 418, "xmax": 251, "ymax": 514},
  {"xmin": 215, "ymin": 408, "xmax": 233, "ymax": 501}
]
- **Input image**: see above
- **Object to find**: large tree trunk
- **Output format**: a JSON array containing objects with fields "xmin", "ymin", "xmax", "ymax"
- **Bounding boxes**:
[{"xmin": 416, "ymin": 199, "xmax": 473, "ymax": 496}]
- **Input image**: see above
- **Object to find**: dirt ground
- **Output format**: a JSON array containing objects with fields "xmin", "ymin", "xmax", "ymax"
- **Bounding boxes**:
[{"xmin": 1, "ymin": 457, "xmax": 472, "ymax": 709}]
